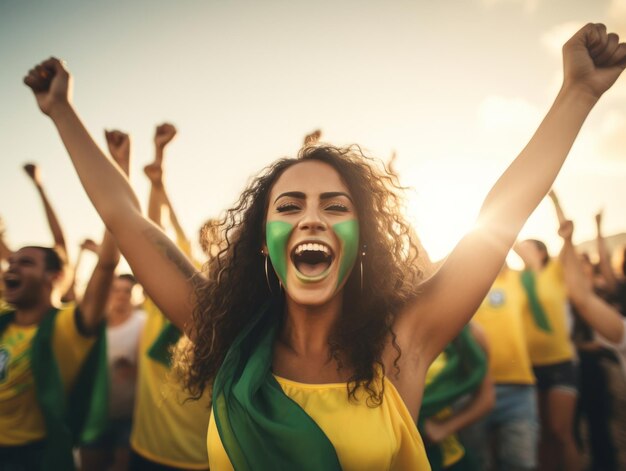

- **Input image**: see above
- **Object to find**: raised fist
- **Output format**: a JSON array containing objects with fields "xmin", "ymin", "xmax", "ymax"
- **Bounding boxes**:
[
  {"xmin": 563, "ymin": 23, "xmax": 626, "ymax": 99},
  {"xmin": 23, "ymin": 163, "xmax": 42, "ymax": 186},
  {"xmin": 24, "ymin": 57, "xmax": 72, "ymax": 116},
  {"xmin": 104, "ymin": 130, "xmax": 131, "ymax": 175},
  {"xmin": 558, "ymin": 220, "xmax": 574, "ymax": 240},
  {"xmin": 154, "ymin": 123, "xmax": 177, "ymax": 149},
  {"xmin": 143, "ymin": 162, "xmax": 163, "ymax": 186}
]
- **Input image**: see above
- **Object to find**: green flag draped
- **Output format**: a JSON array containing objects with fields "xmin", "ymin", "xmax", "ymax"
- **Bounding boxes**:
[
  {"xmin": 520, "ymin": 270, "xmax": 552, "ymax": 333},
  {"xmin": 420, "ymin": 326, "xmax": 487, "ymax": 419},
  {"xmin": 212, "ymin": 299, "xmax": 343, "ymax": 471},
  {"xmin": 0, "ymin": 308, "xmax": 108, "ymax": 470},
  {"xmin": 420, "ymin": 326, "xmax": 487, "ymax": 471},
  {"xmin": 147, "ymin": 321, "xmax": 181, "ymax": 367}
]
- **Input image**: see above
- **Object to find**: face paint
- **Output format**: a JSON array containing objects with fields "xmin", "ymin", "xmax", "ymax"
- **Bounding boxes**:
[
  {"xmin": 265, "ymin": 219, "xmax": 359, "ymax": 290},
  {"xmin": 266, "ymin": 221, "xmax": 293, "ymax": 287},
  {"xmin": 332, "ymin": 219, "xmax": 359, "ymax": 288}
]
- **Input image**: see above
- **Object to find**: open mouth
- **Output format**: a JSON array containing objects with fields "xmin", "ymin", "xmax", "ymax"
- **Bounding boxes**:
[
  {"xmin": 291, "ymin": 242, "xmax": 334, "ymax": 279},
  {"xmin": 2, "ymin": 276, "xmax": 22, "ymax": 295}
]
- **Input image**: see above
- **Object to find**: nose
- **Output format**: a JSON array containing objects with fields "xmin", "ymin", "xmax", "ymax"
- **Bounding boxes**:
[{"xmin": 297, "ymin": 207, "xmax": 327, "ymax": 232}]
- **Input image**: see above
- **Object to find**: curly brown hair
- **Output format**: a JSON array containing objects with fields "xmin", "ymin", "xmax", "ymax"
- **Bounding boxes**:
[{"xmin": 181, "ymin": 145, "xmax": 421, "ymax": 405}]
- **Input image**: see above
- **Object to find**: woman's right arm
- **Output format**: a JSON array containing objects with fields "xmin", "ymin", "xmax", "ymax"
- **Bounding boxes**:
[{"xmin": 24, "ymin": 58, "xmax": 199, "ymax": 332}]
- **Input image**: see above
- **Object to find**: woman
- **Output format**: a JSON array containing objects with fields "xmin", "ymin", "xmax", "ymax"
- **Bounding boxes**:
[{"xmin": 24, "ymin": 23, "xmax": 626, "ymax": 470}]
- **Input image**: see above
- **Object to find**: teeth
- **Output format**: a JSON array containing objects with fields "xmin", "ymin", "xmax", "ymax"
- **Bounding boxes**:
[{"xmin": 294, "ymin": 243, "xmax": 331, "ymax": 256}]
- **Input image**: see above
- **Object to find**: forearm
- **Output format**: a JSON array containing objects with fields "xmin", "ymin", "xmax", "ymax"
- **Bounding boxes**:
[
  {"xmin": 79, "ymin": 229, "xmax": 119, "ymax": 332},
  {"xmin": 561, "ymin": 237, "xmax": 589, "ymax": 305},
  {"xmin": 163, "ymin": 190, "xmax": 189, "ymax": 244},
  {"xmin": 36, "ymin": 185, "xmax": 67, "ymax": 250},
  {"xmin": 49, "ymin": 104, "xmax": 142, "ymax": 231},
  {"xmin": 147, "ymin": 184, "xmax": 165, "ymax": 228},
  {"xmin": 597, "ymin": 232, "xmax": 618, "ymax": 293},
  {"xmin": 478, "ymin": 85, "xmax": 597, "ymax": 246},
  {"xmin": 437, "ymin": 374, "xmax": 495, "ymax": 436}
]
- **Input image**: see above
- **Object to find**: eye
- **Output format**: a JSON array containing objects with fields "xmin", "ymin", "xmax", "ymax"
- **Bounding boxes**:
[
  {"xmin": 324, "ymin": 203, "xmax": 349, "ymax": 212},
  {"xmin": 276, "ymin": 202, "xmax": 301, "ymax": 213}
]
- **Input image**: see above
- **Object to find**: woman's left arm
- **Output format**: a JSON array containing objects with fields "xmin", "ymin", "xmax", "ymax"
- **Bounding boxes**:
[{"xmin": 400, "ymin": 23, "xmax": 626, "ymax": 364}]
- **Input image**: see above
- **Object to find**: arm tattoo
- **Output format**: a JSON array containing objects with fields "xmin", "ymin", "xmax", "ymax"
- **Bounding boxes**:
[{"xmin": 142, "ymin": 226, "xmax": 199, "ymax": 283}]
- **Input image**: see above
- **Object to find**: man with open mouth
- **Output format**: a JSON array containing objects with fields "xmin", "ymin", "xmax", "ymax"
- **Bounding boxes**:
[{"xmin": 0, "ymin": 223, "xmax": 120, "ymax": 469}]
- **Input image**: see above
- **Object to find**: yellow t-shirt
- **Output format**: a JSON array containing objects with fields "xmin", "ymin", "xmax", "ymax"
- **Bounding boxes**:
[
  {"xmin": 473, "ymin": 269, "xmax": 535, "ymax": 384},
  {"xmin": 520, "ymin": 260, "xmax": 574, "ymax": 366},
  {"xmin": 0, "ymin": 304, "xmax": 95, "ymax": 445},
  {"xmin": 207, "ymin": 375, "xmax": 430, "ymax": 471},
  {"xmin": 130, "ymin": 298, "xmax": 210, "ymax": 469}
]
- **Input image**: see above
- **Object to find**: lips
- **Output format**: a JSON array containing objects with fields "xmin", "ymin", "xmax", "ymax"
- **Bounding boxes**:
[
  {"xmin": 2, "ymin": 274, "xmax": 21, "ymax": 291},
  {"xmin": 290, "ymin": 241, "xmax": 334, "ymax": 279}
]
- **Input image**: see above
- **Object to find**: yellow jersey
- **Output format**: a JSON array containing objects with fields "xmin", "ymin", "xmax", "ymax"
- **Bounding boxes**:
[
  {"xmin": 130, "ymin": 298, "xmax": 210, "ymax": 469},
  {"xmin": 520, "ymin": 260, "xmax": 574, "ymax": 366},
  {"xmin": 0, "ymin": 304, "xmax": 95, "ymax": 445},
  {"xmin": 473, "ymin": 269, "xmax": 535, "ymax": 384}
]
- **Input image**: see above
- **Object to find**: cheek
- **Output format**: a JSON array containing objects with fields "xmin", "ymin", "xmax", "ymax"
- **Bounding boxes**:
[
  {"xmin": 266, "ymin": 221, "xmax": 294, "ymax": 285},
  {"xmin": 332, "ymin": 220, "xmax": 359, "ymax": 287}
]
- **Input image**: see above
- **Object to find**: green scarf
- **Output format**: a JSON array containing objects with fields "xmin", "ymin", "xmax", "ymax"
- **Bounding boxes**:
[
  {"xmin": 520, "ymin": 270, "xmax": 552, "ymax": 333},
  {"xmin": 0, "ymin": 308, "xmax": 108, "ymax": 469},
  {"xmin": 420, "ymin": 326, "xmax": 487, "ymax": 419},
  {"xmin": 212, "ymin": 300, "xmax": 342, "ymax": 471},
  {"xmin": 420, "ymin": 326, "xmax": 487, "ymax": 471},
  {"xmin": 147, "ymin": 321, "xmax": 181, "ymax": 367}
]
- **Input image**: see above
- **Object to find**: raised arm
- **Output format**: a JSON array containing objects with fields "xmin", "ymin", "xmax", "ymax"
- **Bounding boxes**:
[
  {"xmin": 402, "ymin": 23, "xmax": 626, "ymax": 364},
  {"xmin": 560, "ymin": 219, "xmax": 624, "ymax": 343},
  {"xmin": 23, "ymin": 163, "xmax": 68, "ymax": 252},
  {"xmin": 24, "ymin": 59, "xmax": 199, "ymax": 332},
  {"xmin": 0, "ymin": 216, "xmax": 12, "ymax": 263},
  {"xmin": 595, "ymin": 210, "xmax": 618, "ymax": 293}
]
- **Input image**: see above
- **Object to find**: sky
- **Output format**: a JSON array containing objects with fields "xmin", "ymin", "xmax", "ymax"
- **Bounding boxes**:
[{"xmin": 1, "ymin": 0, "xmax": 626, "ymax": 285}]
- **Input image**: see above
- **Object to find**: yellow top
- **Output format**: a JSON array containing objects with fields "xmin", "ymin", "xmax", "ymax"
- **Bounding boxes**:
[
  {"xmin": 0, "ymin": 304, "xmax": 95, "ymax": 445},
  {"xmin": 130, "ymin": 298, "xmax": 210, "ymax": 469},
  {"xmin": 207, "ymin": 374, "xmax": 430, "ymax": 471},
  {"xmin": 473, "ymin": 269, "xmax": 535, "ymax": 384},
  {"xmin": 520, "ymin": 259, "xmax": 574, "ymax": 366}
]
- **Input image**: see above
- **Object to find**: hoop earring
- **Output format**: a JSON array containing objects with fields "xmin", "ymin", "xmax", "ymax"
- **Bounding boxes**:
[
  {"xmin": 360, "ymin": 244, "xmax": 367, "ymax": 293},
  {"xmin": 263, "ymin": 252, "xmax": 274, "ymax": 295}
]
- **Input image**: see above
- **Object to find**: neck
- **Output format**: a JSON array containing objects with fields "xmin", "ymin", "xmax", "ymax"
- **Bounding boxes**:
[
  {"xmin": 280, "ymin": 294, "xmax": 342, "ymax": 357},
  {"xmin": 14, "ymin": 300, "xmax": 55, "ymax": 327}
]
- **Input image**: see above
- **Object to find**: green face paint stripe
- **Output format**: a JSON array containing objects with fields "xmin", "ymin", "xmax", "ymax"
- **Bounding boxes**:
[
  {"xmin": 332, "ymin": 220, "xmax": 359, "ymax": 288},
  {"xmin": 266, "ymin": 221, "xmax": 294, "ymax": 288}
]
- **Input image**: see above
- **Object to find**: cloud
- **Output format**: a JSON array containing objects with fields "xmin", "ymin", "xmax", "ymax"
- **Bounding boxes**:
[{"xmin": 480, "ymin": 0, "xmax": 539, "ymax": 13}]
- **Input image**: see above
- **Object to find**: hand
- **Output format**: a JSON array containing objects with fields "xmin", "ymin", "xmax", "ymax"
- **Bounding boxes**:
[
  {"xmin": 23, "ymin": 163, "xmax": 42, "ymax": 186},
  {"xmin": 423, "ymin": 419, "xmax": 449, "ymax": 445},
  {"xmin": 154, "ymin": 123, "xmax": 177, "ymax": 149},
  {"xmin": 559, "ymin": 220, "xmax": 574, "ymax": 240},
  {"xmin": 104, "ymin": 130, "xmax": 131, "ymax": 175},
  {"xmin": 563, "ymin": 23, "xmax": 626, "ymax": 99},
  {"xmin": 80, "ymin": 238, "xmax": 100, "ymax": 254},
  {"xmin": 143, "ymin": 162, "xmax": 163, "ymax": 186},
  {"xmin": 303, "ymin": 129, "xmax": 322, "ymax": 146},
  {"xmin": 23, "ymin": 57, "xmax": 72, "ymax": 116},
  {"xmin": 595, "ymin": 209, "xmax": 603, "ymax": 228}
]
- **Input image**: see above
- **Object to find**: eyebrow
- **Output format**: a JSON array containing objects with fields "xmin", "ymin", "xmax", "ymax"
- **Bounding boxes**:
[{"xmin": 273, "ymin": 191, "xmax": 353, "ymax": 204}]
